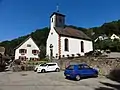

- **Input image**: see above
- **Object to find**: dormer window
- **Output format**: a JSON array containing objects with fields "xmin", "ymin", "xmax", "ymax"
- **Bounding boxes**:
[
  {"xmin": 19, "ymin": 49, "xmax": 27, "ymax": 54},
  {"xmin": 32, "ymin": 50, "xmax": 39, "ymax": 55}
]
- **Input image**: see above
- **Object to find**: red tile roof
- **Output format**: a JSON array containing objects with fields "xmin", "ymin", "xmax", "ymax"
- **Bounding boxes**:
[{"xmin": 54, "ymin": 27, "xmax": 91, "ymax": 41}]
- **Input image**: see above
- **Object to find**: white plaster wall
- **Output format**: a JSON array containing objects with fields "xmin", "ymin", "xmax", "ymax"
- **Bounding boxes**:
[
  {"xmin": 110, "ymin": 34, "xmax": 120, "ymax": 40},
  {"xmin": 46, "ymin": 28, "xmax": 59, "ymax": 58},
  {"xmin": 50, "ymin": 14, "xmax": 56, "ymax": 30},
  {"xmin": 15, "ymin": 38, "xmax": 40, "ymax": 60},
  {"xmin": 60, "ymin": 36, "xmax": 93, "ymax": 57}
]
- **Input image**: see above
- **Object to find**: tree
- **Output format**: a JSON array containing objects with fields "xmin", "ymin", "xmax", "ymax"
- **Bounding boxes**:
[{"xmin": 39, "ymin": 45, "xmax": 46, "ymax": 59}]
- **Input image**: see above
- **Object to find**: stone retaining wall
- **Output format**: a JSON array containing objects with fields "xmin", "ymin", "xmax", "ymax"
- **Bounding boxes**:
[{"xmin": 58, "ymin": 57, "xmax": 120, "ymax": 76}]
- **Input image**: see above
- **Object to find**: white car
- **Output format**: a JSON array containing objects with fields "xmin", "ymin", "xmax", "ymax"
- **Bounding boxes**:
[
  {"xmin": 34, "ymin": 64, "xmax": 42, "ymax": 72},
  {"xmin": 37, "ymin": 62, "xmax": 60, "ymax": 73}
]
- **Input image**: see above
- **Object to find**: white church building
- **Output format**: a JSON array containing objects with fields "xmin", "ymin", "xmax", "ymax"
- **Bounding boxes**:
[{"xmin": 46, "ymin": 12, "xmax": 93, "ymax": 59}]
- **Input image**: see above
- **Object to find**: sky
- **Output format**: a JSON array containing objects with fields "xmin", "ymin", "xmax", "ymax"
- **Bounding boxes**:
[{"xmin": 0, "ymin": 0, "xmax": 120, "ymax": 41}]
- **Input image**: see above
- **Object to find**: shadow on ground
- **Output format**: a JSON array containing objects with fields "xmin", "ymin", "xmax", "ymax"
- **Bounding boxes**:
[
  {"xmin": 107, "ymin": 69, "xmax": 120, "ymax": 83},
  {"xmin": 66, "ymin": 76, "xmax": 97, "ymax": 81},
  {"xmin": 95, "ymin": 68, "xmax": 120, "ymax": 90},
  {"xmin": 95, "ymin": 82, "xmax": 120, "ymax": 90}
]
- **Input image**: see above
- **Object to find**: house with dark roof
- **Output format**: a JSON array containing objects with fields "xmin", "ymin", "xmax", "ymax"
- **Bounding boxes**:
[
  {"xmin": 46, "ymin": 11, "xmax": 93, "ymax": 59},
  {"xmin": 15, "ymin": 36, "xmax": 40, "ymax": 60}
]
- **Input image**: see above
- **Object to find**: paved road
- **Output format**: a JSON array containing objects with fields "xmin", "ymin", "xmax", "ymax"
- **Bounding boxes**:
[{"xmin": 0, "ymin": 71, "xmax": 119, "ymax": 90}]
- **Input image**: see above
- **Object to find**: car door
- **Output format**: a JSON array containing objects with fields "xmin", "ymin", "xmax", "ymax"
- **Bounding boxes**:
[
  {"xmin": 78, "ymin": 65, "xmax": 94, "ymax": 77},
  {"xmin": 46, "ymin": 64, "xmax": 52, "ymax": 71},
  {"xmin": 82, "ymin": 65, "xmax": 94, "ymax": 76},
  {"xmin": 47, "ymin": 64, "xmax": 55, "ymax": 71},
  {"xmin": 64, "ymin": 65, "xmax": 74, "ymax": 76}
]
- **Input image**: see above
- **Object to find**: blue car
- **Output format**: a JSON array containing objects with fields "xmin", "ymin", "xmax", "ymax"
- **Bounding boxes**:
[{"xmin": 64, "ymin": 64, "xmax": 98, "ymax": 81}]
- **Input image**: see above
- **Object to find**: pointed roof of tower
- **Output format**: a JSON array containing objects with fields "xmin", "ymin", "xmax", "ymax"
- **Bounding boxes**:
[{"xmin": 50, "ymin": 12, "xmax": 65, "ymax": 18}]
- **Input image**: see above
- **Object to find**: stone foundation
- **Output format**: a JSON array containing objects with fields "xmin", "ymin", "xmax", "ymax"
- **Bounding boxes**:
[{"xmin": 58, "ymin": 57, "xmax": 120, "ymax": 76}]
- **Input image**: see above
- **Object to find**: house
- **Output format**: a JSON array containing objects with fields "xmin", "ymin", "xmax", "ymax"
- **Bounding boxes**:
[
  {"xmin": 46, "ymin": 12, "xmax": 93, "ymax": 59},
  {"xmin": 15, "ymin": 36, "xmax": 40, "ymax": 61},
  {"xmin": 94, "ymin": 34, "xmax": 108, "ymax": 42},
  {"xmin": 110, "ymin": 34, "xmax": 120, "ymax": 40}
]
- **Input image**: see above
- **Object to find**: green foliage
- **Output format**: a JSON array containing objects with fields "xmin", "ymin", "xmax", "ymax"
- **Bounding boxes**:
[
  {"xmin": 1, "ymin": 19, "xmax": 120, "ymax": 56},
  {"xmin": 41, "ymin": 58, "xmax": 49, "ymax": 62},
  {"xmin": 39, "ymin": 45, "xmax": 46, "ymax": 59},
  {"xmin": 95, "ymin": 39, "xmax": 120, "ymax": 52},
  {"xmin": 88, "ymin": 20, "xmax": 120, "ymax": 39},
  {"xmin": 27, "ymin": 60, "xmax": 47, "ymax": 65},
  {"xmin": 0, "ymin": 27, "xmax": 49, "ymax": 56}
]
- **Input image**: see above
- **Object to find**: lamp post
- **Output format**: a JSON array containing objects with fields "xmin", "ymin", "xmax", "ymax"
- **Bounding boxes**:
[{"xmin": 49, "ymin": 44, "xmax": 53, "ymax": 62}]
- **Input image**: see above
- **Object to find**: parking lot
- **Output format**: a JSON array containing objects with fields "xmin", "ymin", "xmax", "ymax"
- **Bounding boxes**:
[{"xmin": 0, "ymin": 71, "xmax": 119, "ymax": 90}]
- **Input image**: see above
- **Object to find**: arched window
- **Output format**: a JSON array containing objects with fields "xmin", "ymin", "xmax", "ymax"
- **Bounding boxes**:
[
  {"xmin": 65, "ymin": 39, "xmax": 69, "ymax": 51},
  {"xmin": 81, "ymin": 41, "xmax": 84, "ymax": 52},
  {"xmin": 52, "ymin": 18, "xmax": 53, "ymax": 22}
]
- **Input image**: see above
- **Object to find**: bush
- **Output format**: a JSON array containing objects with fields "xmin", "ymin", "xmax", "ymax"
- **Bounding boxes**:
[
  {"xmin": 26, "ymin": 65, "xmax": 34, "ymax": 71},
  {"xmin": 41, "ymin": 58, "xmax": 49, "ymax": 61},
  {"xmin": 26, "ymin": 60, "xmax": 48, "ymax": 66}
]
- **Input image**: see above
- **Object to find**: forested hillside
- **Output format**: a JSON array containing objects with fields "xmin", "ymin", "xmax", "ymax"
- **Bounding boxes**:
[
  {"xmin": 0, "ymin": 19, "xmax": 120, "ymax": 56},
  {"xmin": 86, "ymin": 20, "xmax": 120, "ymax": 39},
  {"xmin": 0, "ymin": 27, "xmax": 49, "ymax": 56}
]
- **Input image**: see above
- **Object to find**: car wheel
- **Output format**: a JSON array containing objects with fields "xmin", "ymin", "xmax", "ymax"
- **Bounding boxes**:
[
  {"xmin": 41, "ymin": 69, "xmax": 46, "ymax": 73},
  {"xmin": 94, "ymin": 73, "xmax": 98, "ymax": 77},
  {"xmin": 34, "ymin": 68, "xmax": 38, "ymax": 72},
  {"xmin": 65, "ymin": 76, "xmax": 69, "ymax": 79},
  {"xmin": 75, "ymin": 75, "xmax": 81, "ymax": 81},
  {"xmin": 56, "ymin": 68, "xmax": 60, "ymax": 72}
]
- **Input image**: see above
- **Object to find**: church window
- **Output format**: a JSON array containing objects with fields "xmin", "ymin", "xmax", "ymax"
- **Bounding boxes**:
[
  {"xmin": 81, "ymin": 41, "xmax": 84, "ymax": 52},
  {"xmin": 65, "ymin": 39, "xmax": 69, "ymax": 51},
  {"xmin": 59, "ymin": 18, "xmax": 62, "ymax": 23},
  {"xmin": 52, "ymin": 18, "xmax": 53, "ymax": 22}
]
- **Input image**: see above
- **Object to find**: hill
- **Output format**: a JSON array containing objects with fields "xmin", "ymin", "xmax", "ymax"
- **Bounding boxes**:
[
  {"xmin": 86, "ymin": 20, "xmax": 120, "ymax": 39},
  {"xmin": 0, "ymin": 27, "xmax": 49, "ymax": 56},
  {"xmin": 0, "ymin": 19, "xmax": 120, "ymax": 56}
]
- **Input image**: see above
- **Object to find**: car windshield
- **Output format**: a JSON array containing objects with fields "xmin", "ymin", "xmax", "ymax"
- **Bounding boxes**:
[
  {"xmin": 66, "ymin": 65, "xmax": 74, "ymax": 70},
  {"xmin": 83, "ymin": 65, "xmax": 90, "ymax": 69}
]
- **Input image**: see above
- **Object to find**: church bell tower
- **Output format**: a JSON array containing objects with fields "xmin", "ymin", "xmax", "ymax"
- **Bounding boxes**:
[{"xmin": 50, "ymin": 7, "xmax": 65, "ymax": 29}]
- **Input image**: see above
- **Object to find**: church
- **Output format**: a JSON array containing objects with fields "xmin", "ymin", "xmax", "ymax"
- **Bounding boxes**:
[{"xmin": 46, "ymin": 11, "xmax": 93, "ymax": 59}]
